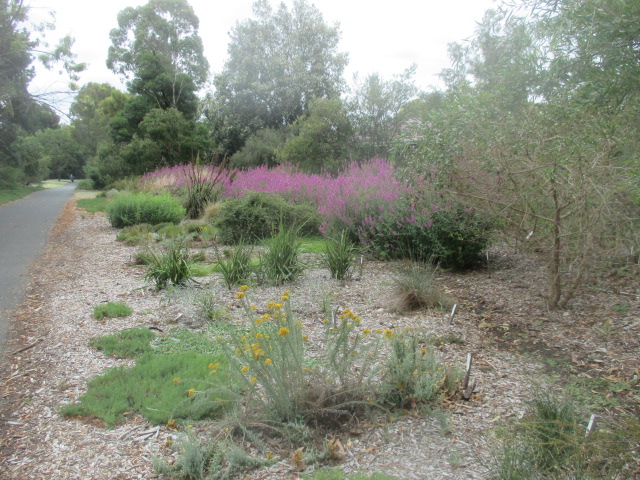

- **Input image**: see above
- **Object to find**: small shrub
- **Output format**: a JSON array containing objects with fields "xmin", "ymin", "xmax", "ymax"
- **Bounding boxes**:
[
  {"xmin": 75, "ymin": 178, "xmax": 95, "ymax": 190},
  {"xmin": 322, "ymin": 230, "xmax": 359, "ymax": 280},
  {"xmin": 389, "ymin": 260, "xmax": 453, "ymax": 312},
  {"xmin": 260, "ymin": 226, "xmax": 304, "ymax": 285},
  {"xmin": 214, "ymin": 193, "xmax": 320, "ymax": 244},
  {"xmin": 143, "ymin": 239, "xmax": 195, "ymax": 290},
  {"xmin": 60, "ymin": 352, "xmax": 235, "ymax": 427},
  {"xmin": 89, "ymin": 328, "xmax": 155, "ymax": 358},
  {"xmin": 107, "ymin": 192, "xmax": 185, "ymax": 228},
  {"xmin": 153, "ymin": 432, "xmax": 219, "ymax": 480},
  {"xmin": 220, "ymin": 288, "xmax": 385, "ymax": 424},
  {"xmin": 381, "ymin": 331, "xmax": 447, "ymax": 408},
  {"xmin": 196, "ymin": 293, "xmax": 232, "ymax": 323},
  {"xmin": 116, "ymin": 224, "xmax": 154, "ymax": 245},
  {"xmin": 93, "ymin": 302, "xmax": 133, "ymax": 320}
]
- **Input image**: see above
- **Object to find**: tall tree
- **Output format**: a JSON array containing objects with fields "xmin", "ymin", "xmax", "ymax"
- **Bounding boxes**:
[
  {"xmin": 208, "ymin": 0, "xmax": 348, "ymax": 157},
  {"xmin": 107, "ymin": 0, "xmax": 209, "ymax": 88},
  {"xmin": 349, "ymin": 66, "xmax": 419, "ymax": 161}
]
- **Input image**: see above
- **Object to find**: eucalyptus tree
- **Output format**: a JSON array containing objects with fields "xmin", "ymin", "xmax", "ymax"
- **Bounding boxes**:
[
  {"xmin": 208, "ymin": 0, "xmax": 348, "ymax": 157},
  {"xmin": 107, "ymin": 0, "xmax": 209, "ymax": 89}
]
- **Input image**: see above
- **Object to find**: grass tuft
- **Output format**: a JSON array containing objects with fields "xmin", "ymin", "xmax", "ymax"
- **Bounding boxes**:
[{"xmin": 93, "ymin": 301, "xmax": 133, "ymax": 320}]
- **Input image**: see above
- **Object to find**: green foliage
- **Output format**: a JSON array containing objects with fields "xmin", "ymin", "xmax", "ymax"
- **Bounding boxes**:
[
  {"xmin": 92, "ymin": 302, "xmax": 133, "ymax": 320},
  {"xmin": 116, "ymin": 223, "xmax": 154, "ymax": 245},
  {"xmin": 381, "ymin": 332, "xmax": 447, "ymax": 408},
  {"xmin": 215, "ymin": 242, "xmax": 254, "ymax": 289},
  {"xmin": 75, "ymin": 179, "xmax": 95, "ymax": 190},
  {"xmin": 277, "ymin": 97, "xmax": 353, "ymax": 173},
  {"xmin": 362, "ymin": 203, "xmax": 493, "ymax": 270},
  {"xmin": 151, "ymin": 324, "xmax": 240, "ymax": 356},
  {"xmin": 230, "ymin": 128, "xmax": 286, "ymax": 169},
  {"xmin": 208, "ymin": 0, "xmax": 347, "ymax": 157},
  {"xmin": 89, "ymin": 328, "xmax": 155, "ymax": 358},
  {"xmin": 0, "ymin": 185, "xmax": 42, "ymax": 205},
  {"xmin": 143, "ymin": 239, "xmax": 195, "ymax": 290},
  {"xmin": 303, "ymin": 468, "xmax": 397, "ymax": 480},
  {"xmin": 107, "ymin": 192, "xmax": 185, "ymax": 228},
  {"xmin": 107, "ymin": 0, "xmax": 209, "ymax": 88},
  {"xmin": 389, "ymin": 260, "xmax": 453, "ymax": 312},
  {"xmin": 195, "ymin": 293, "xmax": 232, "ymax": 323},
  {"xmin": 260, "ymin": 226, "xmax": 304, "ymax": 285},
  {"xmin": 60, "ymin": 352, "xmax": 234, "ymax": 427},
  {"xmin": 76, "ymin": 197, "xmax": 108, "ymax": 213},
  {"xmin": 322, "ymin": 230, "xmax": 359, "ymax": 281},
  {"xmin": 214, "ymin": 193, "xmax": 320, "ymax": 244}
]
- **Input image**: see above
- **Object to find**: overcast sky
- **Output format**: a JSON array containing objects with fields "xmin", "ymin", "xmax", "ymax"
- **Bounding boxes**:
[{"xmin": 27, "ymin": 0, "xmax": 498, "ymax": 112}]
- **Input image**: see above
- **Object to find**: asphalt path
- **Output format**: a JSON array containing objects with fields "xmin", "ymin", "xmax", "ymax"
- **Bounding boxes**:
[{"xmin": 0, "ymin": 183, "xmax": 76, "ymax": 355}]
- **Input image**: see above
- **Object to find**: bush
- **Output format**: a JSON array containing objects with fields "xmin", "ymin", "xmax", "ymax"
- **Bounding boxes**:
[
  {"xmin": 107, "ymin": 192, "xmax": 185, "ymax": 228},
  {"xmin": 214, "ymin": 193, "xmax": 320, "ymax": 244},
  {"xmin": 182, "ymin": 161, "xmax": 235, "ymax": 219},
  {"xmin": 360, "ymin": 200, "xmax": 493, "ymax": 270},
  {"xmin": 93, "ymin": 302, "xmax": 133, "ymax": 320},
  {"xmin": 216, "ymin": 242, "xmax": 254, "ymax": 289},
  {"xmin": 75, "ymin": 178, "xmax": 95, "ymax": 190}
]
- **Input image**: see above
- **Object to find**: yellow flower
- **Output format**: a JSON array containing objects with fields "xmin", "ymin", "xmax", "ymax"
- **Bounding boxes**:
[
  {"xmin": 421, "ymin": 348, "xmax": 427, "ymax": 356},
  {"xmin": 165, "ymin": 440, "xmax": 174, "ymax": 446},
  {"xmin": 383, "ymin": 329, "xmax": 394, "ymax": 338},
  {"xmin": 187, "ymin": 388, "xmax": 196, "ymax": 397},
  {"xmin": 302, "ymin": 335, "xmax": 308, "ymax": 342},
  {"xmin": 250, "ymin": 377, "xmax": 257, "ymax": 384},
  {"xmin": 278, "ymin": 327, "xmax": 290, "ymax": 337},
  {"xmin": 236, "ymin": 291, "xmax": 245, "ymax": 299},
  {"xmin": 362, "ymin": 329, "xmax": 371, "ymax": 335},
  {"xmin": 266, "ymin": 451, "xmax": 274, "ymax": 459},
  {"xmin": 166, "ymin": 419, "xmax": 177, "ymax": 428},
  {"xmin": 267, "ymin": 301, "xmax": 277, "ymax": 310},
  {"xmin": 274, "ymin": 303, "xmax": 282, "ymax": 309},
  {"xmin": 172, "ymin": 377, "xmax": 181, "ymax": 384},
  {"xmin": 241, "ymin": 366, "xmax": 249, "ymax": 374},
  {"xmin": 250, "ymin": 304, "xmax": 257, "ymax": 310},
  {"xmin": 239, "ymin": 285, "xmax": 249, "ymax": 292},
  {"xmin": 264, "ymin": 358, "xmax": 273, "ymax": 365},
  {"xmin": 256, "ymin": 332, "xmax": 264, "ymax": 339}
]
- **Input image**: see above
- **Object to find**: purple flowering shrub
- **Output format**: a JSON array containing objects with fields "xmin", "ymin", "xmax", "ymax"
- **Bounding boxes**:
[{"xmin": 142, "ymin": 159, "xmax": 492, "ymax": 268}]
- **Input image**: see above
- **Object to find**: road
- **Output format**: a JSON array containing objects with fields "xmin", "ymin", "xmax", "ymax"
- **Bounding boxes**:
[{"xmin": 0, "ymin": 183, "xmax": 76, "ymax": 355}]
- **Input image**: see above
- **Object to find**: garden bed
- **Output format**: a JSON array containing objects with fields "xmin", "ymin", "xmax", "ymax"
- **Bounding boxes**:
[{"xmin": 0, "ymin": 196, "xmax": 638, "ymax": 479}]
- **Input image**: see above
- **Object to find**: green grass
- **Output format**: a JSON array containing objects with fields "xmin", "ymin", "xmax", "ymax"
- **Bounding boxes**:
[
  {"xmin": 93, "ymin": 302, "xmax": 133, "ymax": 320},
  {"xmin": 299, "ymin": 236, "xmax": 329, "ymax": 254},
  {"xmin": 89, "ymin": 328, "xmax": 156, "ymax": 358},
  {"xmin": 42, "ymin": 179, "xmax": 70, "ymax": 189},
  {"xmin": 0, "ymin": 185, "xmax": 43, "ymax": 205},
  {"xmin": 76, "ymin": 197, "xmax": 109, "ymax": 213},
  {"xmin": 60, "ymin": 352, "xmax": 236, "ymax": 427},
  {"xmin": 303, "ymin": 468, "xmax": 397, "ymax": 480},
  {"xmin": 152, "ymin": 324, "xmax": 241, "ymax": 356}
]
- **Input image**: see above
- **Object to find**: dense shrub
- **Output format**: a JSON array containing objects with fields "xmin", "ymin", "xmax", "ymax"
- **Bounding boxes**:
[
  {"xmin": 214, "ymin": 193, "xmax": 321, "ymax": 244},
  {"xmin": 106, "ymin": 192, "xmax": 185, "ymax": 228},
  {"xmin": 359, "ymin": 197, "xmax": 493, "ymax": 270}
]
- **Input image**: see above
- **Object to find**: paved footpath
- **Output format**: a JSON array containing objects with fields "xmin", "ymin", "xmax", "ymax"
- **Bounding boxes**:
[{"xmin": 0, "ymin": 183, "xmax": 76, "ymax": 356}]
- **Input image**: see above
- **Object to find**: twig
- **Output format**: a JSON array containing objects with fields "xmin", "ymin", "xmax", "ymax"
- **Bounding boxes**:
[{"xmin": 11, "ymin": 339, "xmax": 42, "ymax": 355}]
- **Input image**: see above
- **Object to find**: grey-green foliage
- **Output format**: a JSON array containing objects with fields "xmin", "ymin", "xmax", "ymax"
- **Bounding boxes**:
[
  {"xmin": 107, "ymin": 0, "xmax": 209, "ymax": 87},
  {"xmin": 209, "ymin": 0, "xmax": 348, "ymax": 157},
  {"xmin": 395, "ymin": 2, "xmax": 639, "ymax": 309}
]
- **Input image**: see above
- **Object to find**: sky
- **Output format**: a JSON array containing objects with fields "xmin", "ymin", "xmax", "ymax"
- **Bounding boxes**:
[{"xmin": 26, "ymin": 0, "xmax": 498, "ymax": 114}]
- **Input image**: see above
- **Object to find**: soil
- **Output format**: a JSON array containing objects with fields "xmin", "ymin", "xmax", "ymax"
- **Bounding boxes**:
[{"xmin": 0, "ymin": 195, "xmax": 638, "ymax": 479}]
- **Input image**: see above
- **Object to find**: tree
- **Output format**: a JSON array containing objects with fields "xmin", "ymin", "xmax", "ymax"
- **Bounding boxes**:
[
  {"xmin": 69, "ymin": 83, "xmax": 125, "ymax": 161},
  {"xmin": 277, "ymin": 97, "xmax": 353, "ymax": 173},
  {"xmin": 208, "ymin": 0, "xmax": 348, "ymax": 157},
  {"xmin": 400, "ymin": 3, "xmax": 638, "ymax": 310},
  {"xmin": 34, "ymin": 126, "xmax": 85, "ymax": 180},
  {"xmin": 349, "ymin": 66, "xmax": 419, "ymax": 161},
  {"xmin": 107, "ymin": 0, "xmax": 208, "ymax": 88}
]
